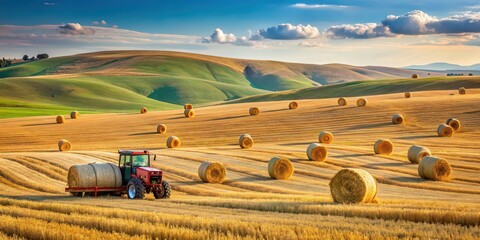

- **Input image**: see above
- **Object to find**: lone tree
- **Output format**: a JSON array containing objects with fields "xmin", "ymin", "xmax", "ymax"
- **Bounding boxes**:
[
  {"xmin": 22, "ymin": 55, "xmax": 29, "ymax": 61},
  {"xmin": 469, "ymin": 73, "xmax": 473, "ymax": 76},
  {"xmin": 37, "ymin": 53, "xmax": 49, "ymax": 59}
]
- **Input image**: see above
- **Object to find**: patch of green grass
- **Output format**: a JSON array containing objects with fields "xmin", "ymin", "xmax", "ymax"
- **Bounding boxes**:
[{"xmin": 0, "ymin": 57, "xmax": 79, "ymax": 78}]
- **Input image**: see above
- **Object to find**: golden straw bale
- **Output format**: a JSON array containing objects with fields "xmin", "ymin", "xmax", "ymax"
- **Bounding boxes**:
[
  {"xmin": 392, "ymin": 114, "xmax": 404, "ymax": 124},
  {"xmin": 184, "ymin": 103, "xmax": 193, "ymax": 109},
  {"xmin": 437, "ymin": 124, "xmax": 454, "ymax": 137},
  {"xmin": 459, "ymin": 87, "xmax": 466, "ymax": 95},
  {"xmin": 306, "ymin": 143, "xmax": 328, "ymax": 161},
  {"xmin": 318, "ymin": 131, "xmax": 334, "ymax": 144},
  {"xmin": 70, "ymin": 111, "xmax": 79, "ymax": 119},
  {"xmin": 338, "ymin": 97, "xmax": 347, "ymax": 106},
  {"xmin": 67, "ymin": 163, "xmax": 122, "ymax": 188},
  {"xmin": 198, "ymin": 161, "xmax": 226, "ymax": 183},
  {"xmin": 418, "ymin": 156, "xmax": 452, "ymax": 181},
  {"xmin": 58, "ymin": 139, "xmax": 71, "ymax": 151},
  {"xmin": 405, "ymin": 92, "xmax": 412, "ymax": 98},
  {"xmin": 268, "ymin": 157, "xmax": 294, "ymax": 180},
  {"xmin": 329, "ymin": 168, "xmax": 378, "ymax": 204},
  {"xmin": 56, "ymin": 115, "xmax": 65, "ymax": 124},
  {"xmin": 289, "ymin": 101, "xmax": 298, "ymax": 109},
  {"xmin": 249, "ymin": 107, "xmax": 260, "ymax": 116},
  {"xmin": 373, "ymin": 139, "xmax": 393, "ymax": 155},
  {"xmin": 140, "ymin": 107, "xmax": 148, "ymax": 114},
  {"xmin": 239, "ymin": 134, "xmax": 254, "ymax": 149},
  {"xmin": 184, "ymin": 109, "xmax": 195, "ymax": 118},
  {"xmin": 357, "ymin": 98, "xmax": 367, "ymax": 107},
  {"xmin": 446, "ymin": 118, "xmax": 461, "ymax": 131},
  {"xmin": 407, "ymin": 145, "xmax": 431, "ymax": 164},
  {"xmin": 166, "ymin": 136, "xmax": 181, "ymax": 148},
  {"xmin": 412, "ymin": 74, "xmax": 419, "ymax": 79},
  {"xmin": 157, "ymin": 124, "xmax": 167, "ymax": 134}
]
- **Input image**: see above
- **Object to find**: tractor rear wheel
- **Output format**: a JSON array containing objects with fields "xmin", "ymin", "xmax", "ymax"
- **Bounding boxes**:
[
  {"xmin": 154, "ymin": 180, "xmax": 171, "ymax": 199},
  {"xmin": 127, "ymin": 178, "xmax": 146, "ymax": 199}
]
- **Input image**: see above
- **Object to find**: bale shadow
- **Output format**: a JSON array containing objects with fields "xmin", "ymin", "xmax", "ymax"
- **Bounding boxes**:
[
  {"xmin": 363, "ymin": 162, "xmax": 410, "ymax": 168},
  {"xmin": 23, "ymin": 122, "xmax": 58, "ymax": 126},
  {"xmin": 395, "ymin": 135, "xmax": 437, "ymax": 140},
  {"xmin": 344, "ymin": 122, "xmax": 390, "ymax": 130},
  {"xmin": 129, "ymin": 132, "xmax": 158, "ymax": 136},
  {"xmin": 167, "ymin": 116, "xmax": 187, "ymax": 120},
  {"xmin": 264, "ymin": 109, "xmax": 287, "ymax": 113},
  {"xmin": 226, "ymin": 176, "xmax": 271, "ymax": 183},
  {"xmin": 278, "ymin": 142, "xmax": 312, "ymax": 146},
  {"xmin": 334, "ymin": 153, "xmax": 371, "ymax": 158},
  {"xmin": 390, "ymin": 176, "xmax": 427, "ymax": 183},
  {"xmin": 211, "ymin": 115, "xmax": 249, "ymax": 121}
]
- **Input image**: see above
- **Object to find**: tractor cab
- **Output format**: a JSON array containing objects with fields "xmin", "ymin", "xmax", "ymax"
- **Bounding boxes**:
[{"xmin": 118, "ymin": 150, "xmax": 171, "ymax": 199}]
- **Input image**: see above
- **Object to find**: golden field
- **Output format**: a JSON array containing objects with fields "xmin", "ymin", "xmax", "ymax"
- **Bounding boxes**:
[{"xmin": 0, "ymin": 89, "xmax": 479, "ymax": 239}]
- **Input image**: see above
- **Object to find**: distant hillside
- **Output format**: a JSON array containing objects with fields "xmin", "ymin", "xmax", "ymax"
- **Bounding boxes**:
[
  {"xmin": 405, "ymin": 62, "xmax": 480, "ymax": 71},
  {"xmin": 0, "ymin": 50, "xmax": 446, "ymax": 118}
]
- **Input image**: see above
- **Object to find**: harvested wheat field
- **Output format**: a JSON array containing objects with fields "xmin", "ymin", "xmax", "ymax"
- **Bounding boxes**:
[{"xmin": 0, "ymin": 89, "xmax": 479, "ymax": 239}]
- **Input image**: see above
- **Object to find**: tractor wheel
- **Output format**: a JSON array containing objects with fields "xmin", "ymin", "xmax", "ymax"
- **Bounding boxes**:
[
  {"xmin": 70, "ymin": 192, "xmax": 82, "ymax": 197},
  {"xmin": 127, "ymin": 178, "xmax": 146, "ymax": 199},
  {"xmin": 154, "ymin": 180, "xmax": 171, "ymax": 199}
]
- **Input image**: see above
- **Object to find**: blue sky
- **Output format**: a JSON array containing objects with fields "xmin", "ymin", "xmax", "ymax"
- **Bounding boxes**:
[{"xmin": 1, "ymin": 0, "xmax": 479, "ymax": 66}]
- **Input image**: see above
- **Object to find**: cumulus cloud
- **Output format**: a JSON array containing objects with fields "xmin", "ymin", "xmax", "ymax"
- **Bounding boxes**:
[
  {"xmin": 327, "ymin": 10, "xmax": 480, "ymax": 39},
  {"xmin": 200, "ymin": 28, "xmax": 253, "ymax": 46},
  {"xmin": 255, "ymin": 23, "xmax": 320, "ymax": 40},
  {"xmin": 291, "ymin": 3, "xmax": 349, "ymax": 9},
  {"xmin": 101, "ymin": 20, "xmax": 107, "ymax": 25},
  {"xmin": 57, "ymin": 23, "xmax": 95, "ymax": 35},
  {"xmin": 299, "ymin": 41, "xmax": 325, "ymax": 47}
]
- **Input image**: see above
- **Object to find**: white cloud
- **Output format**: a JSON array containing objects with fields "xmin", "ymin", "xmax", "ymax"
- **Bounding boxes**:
[
  {"xmin": 112, "ymin": 25, "xmax": 119, "ymax": 29},
  {"xmin": 326, "ymin": 23, "xmax": 393, "ymax": 39},
  {"xmin": 92, "ymin": 21, "xmax": 99, "ymax": 25},
  {"xmin": 201, "ymin": 28, "xmax": 254, "ymax": 46},
  {"xmin": 101, "ymin": 20, "xmax": 107, "ymax": 25},
  {"xmin": 58, "ymin": 23, "xmax": 95, "ymax": 35},
  {"xmin": 299, "ymin": 41, "xmax": 325, "ymax": 47},
  {"xmin": 255, "ymin": 23, "xmax": 320, "ymax": 40},
  {"xmin": 291, "ymin": 3, "xmax": 349, "ymax": 9}
]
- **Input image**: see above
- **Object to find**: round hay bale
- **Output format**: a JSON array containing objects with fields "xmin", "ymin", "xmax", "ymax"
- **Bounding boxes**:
[
  {"xmin": 184, "ymin": 103, "xmax": 193, "ymax": 109},
  {"xmin": 437, "ymin": 124, "xmax": 454, "ymax": 137},
  {"xmin": 418, "ymin": 156, "xmax": 451, "ymax": 181},
  {"xmin": 407, "ymin": 145, "xmax": 431, "ymax": 164},
  {"xmin": 239, "ymin": 134, "xmax": 254, "ymax": 149},
  {"xmin": 391, "ymin": 114, "xmax": 404, "ymax": 124},
  {"xmin": 157, "ymin": 124, "xmax": 167, "ymax": 134},
  {"xmin": 318, "ymin": 131, "xmax": 334, "ymax": 144},
  {"xmin": 373, "ymin": 139, "xmax": 393, "ymax": 155},
  {"xmin": 58, "ymin": 139, "xmax": 71, "ymax": 151},
  {"xmin": 198, "ymin": 161, "xmax": 226, "ymax": 183},
  {"xmin": 56, "ymin": 115, "xmax": 65, "ymax": 124},
  {"xmin": 184, "ymin": 109, "xmax": 195, "ymax": 118},
  {"xmin": 459, "ymin": 87, "xmax": 466, "ymax": 95},
  {"xmin": 140, "ymin": 107, "xmax": 148, "ymax": 114},
  {"xmin": 268, "ymin": 157, "xmax": 294, "ymax": 180},
  {"xmin": 329, "ymin": 168, "xmax": 377, "ymax": 204},
  {"xmin": 289, "ymin": 101, "xmax": 298, "ymax": 109},
  {"xmin": 306, "ymin": 143, "xmax": 328, "ymax": 161},
  {"xmin": 338, "ymin": 97, "xmax": 347, "ymax": 106},
  {"xmin": 412, "ymin": 74, "xmax": 419, "ymax": 79},
  {"xmin": 249, "ymin": 107, "xmax": 260, "ymax": 116},
  {"xmin": 446, "ymin": 118, "xmax": 461, "ymax": 131},
  {"xmin": 356, "ymin": 98, "xmax": 367, "ymax": 107},
  {"xmin": 405, "ymin": 92, "xmax": 412, "ymax": 98},
  {"xmin": 70, "ymin": 111, "xmax": 79, "ymax": 119},
  {"xmin": 166, "ymin": 136, "xmax": 181, "ymax": 148},
  {"xmin": 67, "ymin": 163, "xmax": 122, "ymax": 188}
]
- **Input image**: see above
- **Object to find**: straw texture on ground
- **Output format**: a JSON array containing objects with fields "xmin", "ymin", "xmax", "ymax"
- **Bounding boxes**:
[
  {"xmin": 167, "ymin": 136, "xmax": 181, "ymax": 148},
  {"xmin": 407, "ymin": 145, "xmax": 431, "ymax": 164},
  {"xmin": 198, "ymin": 161, "xmax": 226, "ymax": 183},
  {"xmin": 418, "ymin": 156, "xmax": 452, "ymax": 181},
  {"xmin": 57, "ymin": 139, "xmax": 71, "ymax": 152},
  {"xmin": 318, "ymin": 131, "xmax": 334, "ymax": 144},
  {"xmin": 306, "ymin": 143, "xmax": 328, "ymax": 161},
  {"xmin": 374, "ymin": 139, "xmax": 393, "ymax": 155},
  {"xmin": 329, "ymin": 168, "xmax": 377, "ymax": 204},
  {"xmin": 268, "ymin": 157, "xmax": 294, "ymax": 180},
  {"xmin": 239, "ymin": 134, "xmax": 254, "ymax": 149},
  {"xmin": 437, "ymin": 124, "xmax": 454, "ymax": 137}
]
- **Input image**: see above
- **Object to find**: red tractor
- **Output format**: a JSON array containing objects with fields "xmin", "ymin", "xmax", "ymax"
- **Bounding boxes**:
[{"xmin": 66, "ymin": 150, "xmax": 171, "ymax": 199}]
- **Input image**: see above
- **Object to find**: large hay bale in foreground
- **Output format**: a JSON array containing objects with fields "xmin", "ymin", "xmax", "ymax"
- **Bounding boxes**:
[
  {"xmin": 405, "ymin": 92, "xmax": 412, "ymax": 98},
  {"xmin": 268, "ymin": 157, "xmax": 294, "ymax": 180},
  {"xmin": 166, "ymin": 136, "xmax": 181, "ymax": 148},
  {"xmin": 249, "ymin": 107, "xmax": 260, "ymax": 116},
  {"xmin": 58, "ymin": 139, "xmax": 71, "ymax": 152},
  {"xmin": 289, "ymin": 101, "xmax": 298, "ymax": 109},
  {"xmin": 407, "ymin": 145, "xmax": 431, "ymax": 164},
  {"xmin": 338, "ymin": 97, "xmax": 347, "ymax": 106},
  {"xmin": 392, "ymin": 114, "xmax": 404, "ymax": 124},
  {"xmin": 198, "ymin": 161, "xmax": 226, "ymax": 183},
  {"xmin": 157, "ymin": 124, "xmax": 167, "ymax": 134},
  {"xmin": 418, "ymin": 156, "xmax": 451, "ymax": 181},
  {"xmin": 373, "ymin": 139, "xmax": 393, "ymax": 155},
  {"xmin": 67, "ymin": 163, "xmax": 122, "ymax": 188},
  {"xmin": 239, "ymin": 134, "xmax": 254, "ymax": 149},
  {"xmin": 412, "ymin": 74, "xmax": 419, "ymax": 79},
  {"xmin": 318, "ymin": 131, "xmax": 334, "ymax": 144},
  {"xmin": 459, "ymin": 87, "xmax": 466, "ymax": 95},
  {"xmin": 437, "ymin": 124, "xmax": 454, "ymax": 137},
  {"xmin": 184, "ymin": 109, "xmax": 195, "ymax": 118},
  {"xmin": 184, "ymin": 103, "xmax": 193, "ymax": 109},
  {"xmin": 357, "ymin": 98, "xmax": 367, "ymax": 107},
  {"xmin": 446, "ymin": 118, "xmax": 461, "ymax": 131},
  {"xmin": 140, "ymin": 107, "xmax": 148, "ymax": 114},
  {"xmin": 306, "ymin": 143, "xmax": 328, "ymax": 161},
  {"xmin": 56, "ymin": 115, "xmax": 65, "ymax": 124},
  {"xmin": 70, "ymin": 111, "xmax": 79, "ymax": 119},
  {"xmin": 329, "ymin": 168, "xmax": 377, "ymax": 204}
]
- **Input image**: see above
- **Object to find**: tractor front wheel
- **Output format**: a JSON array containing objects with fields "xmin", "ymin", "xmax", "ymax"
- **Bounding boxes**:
[
  {"xmin": 154, "ymin": 180, "xmax": 171, "ymax": 199},
  {"xmin": 127, "ymin": 178, "xmax": 146, "ymax": 199}
]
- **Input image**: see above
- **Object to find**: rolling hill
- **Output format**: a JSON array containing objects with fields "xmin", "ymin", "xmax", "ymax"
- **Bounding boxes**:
[{"xmin": 0, "ymin": 50, "xmax": 447, "ymax": 118}]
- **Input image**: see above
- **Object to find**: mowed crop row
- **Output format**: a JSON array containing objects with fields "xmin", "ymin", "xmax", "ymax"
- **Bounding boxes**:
[{"xmin": 0, "ymin": 89, "xmax": 478, "ymax": 239}]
